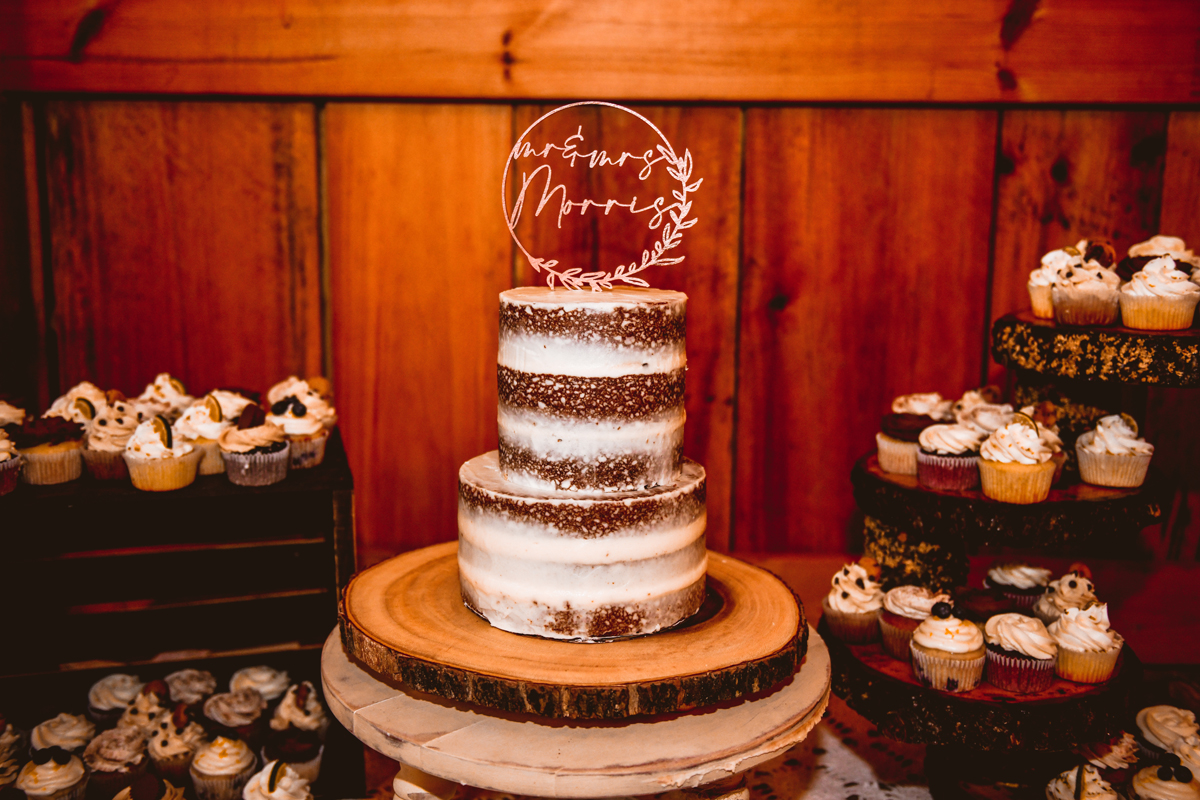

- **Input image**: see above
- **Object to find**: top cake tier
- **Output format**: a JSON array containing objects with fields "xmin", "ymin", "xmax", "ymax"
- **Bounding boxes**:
[{"xmin": 497, "ymin": 287, "xmax": 688, "ymax": 493}]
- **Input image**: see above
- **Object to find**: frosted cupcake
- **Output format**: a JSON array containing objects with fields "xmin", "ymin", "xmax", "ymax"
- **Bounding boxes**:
[
  {"xmin": 1034, "ymin": 571, "xmax": 1097, "ymax": 626},
  {"xmin": 264, "ymin": 684, "xmax": 326, "ymax": 784},
  {"xmin": 267, "ymin": 683, "xmax": 324, "ymax": 740},
  {"xmin": 908, "ymin": 603, "xmax": 985, "ymax": 692},
  {"xmin": 1029, "ymin": 243, "xmax": 1085, "ymax": 318},
  {"xmin": 956, "ymin": 402, "xmax": 1014, "ymax": 437},
  {"xmin": 878, "ymin": 586, "xmax": 950, "ymax": 659},
  {"xmin": 1046, "ymin": 764, "xmax": 1119, "ymax": 800},
  {"xmin": 265, "ymin": 379, "xmax": 337, "ymax": 470},
  {"xmin": 134, "ymin": 374, "xmax": 193, "ymax": 422},
  {"xmin": 230, "ymin": 668, "xmax": 290, "ymax": 707},
  {"xmin": 1136, "ymin": 706, "xmax": 1198, "ymax": 761},
  {"xmin": 30, "ymin": 714, "xmax": 94, "ymax": 756},
  {"xmin": 820, "ymin": 563, "xmax": 883, "ymax": 643},
  {"xmin": 83, "ymin": 396, "xmax": 139, "ymax": 480},
  {"xmin": 176, "ymin": 395, "xmax": 238, "ymax": 476},
  {"xmin": 16, "ymin": 750, "xmax": 88, "ymax": 800},
  {"xmin": 148, "ymin": 706, "xmax": 207, "ymax": 786},
  {"xmin": 117, "ymin": 683, "xmax": 172, "ymax": 737},
  {"xmin": 123, "ymin": 416, "xmax": 200, "ymax": 492},
  {"xmin": 1119, "ymin": 235, "xmax": 1200, "ymax": 280},
  {"xmin": 242, "ymin": 761, "xmax": 312, "ymax": 800},
  {"xmin": 189, "ymin": 737, "xmax": 256, "ymax": 800},
  {"xmin": 1120, "ymin": 256, "xmax": 1200, "ymax": 330},
  {"xmin": 204, "ymin": 691, "xmax": 267, "ymax": 749},
  {"xmin": 915, "ymin": 424, "xmax": 985, "ymax": 491},
  {"xmin": 218, "ymin": 408, "xmax": 289, "ymax": 487},
  {"xmin": 984, "ymin": 562, "xmax": 1052, "ymax": 609},
  {"xmin": 11, "ymin": 418, "xmax": 84, "ymax": 485},
  {"xmin": 1077, "ymin": 414, "xmax": 1154, "ymax": 488},
  {"xmin": 1076, "ymin": 732, "xmax": 1141, "ymax": 784},
  {"xmin": 88, "ymin": 674, "xmax": 143, "ymax": 727},
  {"xmin": 876, "ymin": 392, "xmax": 954, "ymax": 475},
  {"xmin": 1052, "ymin": 257, "xmax": 1122, "ymax": 326},
  {"xmin": 0, "ymin": 432, "xmax": 20, "ymax": 495},
  {"xmin": 166, "ymin": 670, "xmax": 218, "ymax": 712},
  {"xmin": 1129, "ymin": 758, "xmax": 1199, "ymax": 800},
  {"xmin": 979, "ymin": 417, "xmax": 1056, "ymax": 504},
  {"xmin": 983, "ymin": 613, "xmax": 1056, "ymax": 693},
  {"xmin": 1020, "ymin": 403, "xmax": 1067, "ymax": 483},
  {"xmin": 42, "ymin": 381, "xmax": 108, "ymax": 425},
  {"xmin": 84, "ymin": 727, "xmax": 148, "ymax": 799},
  {"xmin": 1049, "ymin": 604, "xmax": 1123, "ymax": 684}
]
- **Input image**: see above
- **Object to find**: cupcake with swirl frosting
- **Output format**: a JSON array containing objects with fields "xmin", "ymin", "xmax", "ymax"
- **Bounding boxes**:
[
  {"xmin": 203, "ymin": 691, "xmax": 267, "ymax": 750},
  {"xmin": 118, "ymin": 683, "xmax": 172, "ymax": 737},
  {"xmin": 1119, "ymin": 256, "xmax": 1200, "ymax": 330},
  {"xmin": 1046, "ymin": 764, "xmax": 1120, "ymax": 800},
  {"xmin": 979, "ymin": 419, "xmax": 1056, "ymax": 504},
  {"xmin": 1077, "ymin": 732, "xmax": 1141, "ymax": 784},
  {"xmin": 149, "ymin": 705, "xmax": 207, "ymax": 787},
  {"xmin": 265, "ymin": 378, "xmax": 337, "ymax": 470},
  {"xmin": 956, "ymin": 402, "xmax": 1014, "ymax": 438},
  {"xmin": 218, "ymin": 407, "xmax": 289, "ymax": 487},
  {"xmin": 1034, "ymin": 571, "xmax": 1097, "ymax": 626},
  {"xmin": 983, "ymin": 613, "xmax": 1056, "ymax": 693},
  {"xmin": 84, "ymin": 727, "xmax": 149, "ymax": 799},
  {"xmin": 16, "ymin": 750, "xmax": 88, "ymax": 800},
  {"xmin": 909, "ymin": 603, "xmax": 985, "ymax": 692},
  {"xmin": 915, "ymin": 423, "xmax": 985, "ymax": 491},
  {"xmin": 820, "ymin": 563, "xmax": 883, "ymax": 643},
  {"xmin": 189, "ymin": 737, "xmax": 256, "ymax": 800},
  {"xmin": 176, "ymin": 395, "xmax": 238, "ymax": 476},
  {"xmin": 82, "ymin": 395, "xmax": 139, "ymax": 480},
  {"xmin": 243, "ymin": 761, "xmax": 312, "ymax": 800},
  {"xmin": 1129, "ymin": 756, "xmax": 1199, "ymax": 800},
  {"xmin": 88, "ymin": 674, "xmax": 143, "ymax": 727},
  {"xmin": 1049, "ymin": 603, "xmax": 1123, "ymax": 684},
  {"xmin": 984, "ymin": 562, "xmax": 1052, "ymax": 608},
  {"xmin": 0, "ymin": 754, "xmax": 17, "ymax": 799},
  {"xmin": 229, "ymin": 669, "xmax": 289, "ymax": 706},
  {"xmin": 30, "ymin": 715, "xmax": 95, "ymax": 756},
  {"xmin": 134, "ymin": 374, "xmax": 193, "ymax": 423},
  {"xmin": 1052, "ymin": 255, "xmax": 1122, "ymax": 326},
  {"xmin": 1136, "ymin": 706, "xmax": 1198, "ymax": 762},
  {"xmin": 123, "ymin": 417, "xmax": 200, "ymax": 492},
  {"xmin": 165, "ymin": 670, "xmax": 218, "ymax": 713},
  {"xmin": 1029, "ymin": 245, "xmax": 1082, "ymax": 318},
  {"xmin": 0, "ymin": 432, "xmax": 20, "ymax": 495},
  {"xmin": 878, "ymin": 586, "xmax": 951, "ymax": 660},
  {"xmin": 43, "ymin": 382, "xmax": 108, "ymax": 425},
  {"xmin": 876, "ymin": 393, "xmax": 954, "ymax": 476},
  {"xmin": 1077, "ymin": 414, "xmax": 1154, "ymax": 488}
]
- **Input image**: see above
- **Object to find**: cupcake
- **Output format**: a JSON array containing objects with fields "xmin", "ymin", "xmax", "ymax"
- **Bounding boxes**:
[
  {"xmin": 1076, "ymin": 732, "xmax": 1141, "ymax": 784},
  {"xmin": 1049, "ymin": 604, "xmax": 1123, "ymax": 684},
  {"xmin": 1119, "ymin": 256, "xmax": 1200, "ymax": 330},
  {"xmin": 819, "ymin": 563, "xmax": 883, "ymax": 643},
  {"xmin": 915, "ymin": 424, "xmax": 985, "ymax": 491},
  {"xmin": 165, "ymin": 670, "xmax": 218, "ymax": 713},
  {"xmin": 82, "ymin": 395, "xmax": 139, "ymax": 480},
  {"xmin": 1136, "ymin": 706, "xmax": 1199, "ymax": 762},
  {"xmin": 908, "ymin": 603, "xmax": 985, "ymax": 693},
  {"xmin": 1045, "ymin": 764, "xmax": 1119, "ymax": 800},
  {"xmin": 218, "ymin": 408, "xmax": 289, "ymax": 487},
  {"xmin": 1052, "ymin": 254, "xmax": 1122, "ymax": 326},
  {"xmin": 88, "ymin": 675, "xmax": 143, "ymax": 728},
  {"xmin": 267, "ymin": 684, "xmax": 326, "ymax": 742},
  {"xmin": 983, "ymin": 613, "xmax": 1056, "ymax": 693},
  {"xmin": 203, "ymin": 692, "xmax": 266, "ymax": 750},
  {"xmin": 0, "ymin": 433, "xmax": 20, "ymax": 495},
  {"xmin": 134, "ymin": 374, "xmax": 193, "ymax": 423},
  {"xmin": 1020, "ymin": 403, "xmax": 1067, "ymax": 483},
  {"xmin": 229, "ymin": 669, "xmax": 289, "ymax": 707},
  {"xmin": 242, "ymin": 760, "xmax": 312, "ymax": 800},
  {"xmin": 189, "ymin": 737, "xmax": 256, "ymax": 800},
  {"xmin": 84, "ymin": 728, "xmax": 148, "ymax": 799},
  {"xmin": 1076, "ymin": 414, "xmax": 1154, "ymax": 489},
  {"xmin": 1129, "ymin": 758, "xmax": 1199, "ymax": 800},
  {"xmin": 1029, "ymin": 243, "xmax": 1087, "ymax": 319},
  {"xmin": 876, "ymin": 392, "xmax": 955, "ymax": 475},
  {"xmin": 984, "ymin": 563, "xmax": 1052, "ymax": 609},
  {"xmin": 123, "ymin": 417, "xmax": 200, "ymax": 492},
  {"xmin": 16, "ymin": 749, "xmax": 88, "ymax": 800},
  {"xmin": 1118, "ymin": 235, "xmax": 1200, "ymax": 281},
  {"xmin": 0, "ymin": 400, "xmax": 25, "ymax": 433},
  {"xmin": 11, "ymin": 418, "xmax": 83, "ymax": 486},
  {"xmin": 878, "ymin": 586, "xmax": 951, "ymax": 659},
  {"xmin": 148, "ymin": 706, "xmax": 207, "ymax": 787},
  {"xmin": 112, "ymin": 774, "xmax": 184, "ymax": 800},
  {"xmin": 1177, "ymin": 741, "xmax": 1200, "ymax": 777},
  {"xmin": 42, "ymin": 382, "xmax": 108, "ymax": 425},
  {"xmin": 1033, "ymin": 571, "xmax": 1098, "ymax": 626},
  {"xmin": 265, "ymin": 379, "xmax": 337, "ymax": 470},
  {"xmin": 979, "ymin": 417, "xmax": 1056, "ymax": 504},
  {"xmin": 29, "ymin": 715, "xmax": 95, "ymax": 756},
  {"xmin": 176, "ymin": 395, "xmax": 237, "ymax": 477},
  {"xmin": 118, "ymin": 683, "xmax": 172, "ymax": 737},
  {"xmin": 956, "ymin": 402, "xmax": 1014, "ymax": 437}
]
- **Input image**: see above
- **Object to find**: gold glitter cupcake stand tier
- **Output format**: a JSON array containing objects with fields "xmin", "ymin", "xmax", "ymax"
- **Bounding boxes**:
[{"xmin": 337, "ymin": 542, "xmax": 812, "ymax": 720}]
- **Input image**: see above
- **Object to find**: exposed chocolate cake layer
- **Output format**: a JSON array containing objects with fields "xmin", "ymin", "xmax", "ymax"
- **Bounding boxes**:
[
  {"xmin": 497, "ymin": 438, "xmax": 684, "ymax": 492},
  {"xmin": 498, "ymin": 367, "xmax": 685, "ymax": 420},
  {"xmin": 500, "ymin": 287, "xmax": 686, "ymax": 350}
]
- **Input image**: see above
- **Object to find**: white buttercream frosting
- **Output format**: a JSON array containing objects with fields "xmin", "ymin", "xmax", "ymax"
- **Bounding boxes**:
[
  {"xmin": 31, "ymin": 713, "xmax": 95, "ymax": 752},
  {"xmin": 0, "ymin": 434, "xmax": 15, "ymax": 463},
  {"xmin": 269, "ymin": 682, "xmax": 326, "ymax": 733},
  {"xmin": 912, "ymin": 614, "xmax": 983, "ymax": 654},
  {"xmin": 826, "ymin": 564, "xmax": 884, "ymax": 614},
  {"xmin": 1053, "ymin": 262, "xmax": 1120, "ymax": 290},
  {"xmin": 1122, "ymin": 256, "xmax": 1200, "ymax": 298},
  {"xmin": 191, "ymin": 736, "xmax": 254, "ymax": 777},
  {"xmin": 1076, "ymin": 732, "xmax": 1140, "ymax": 770},
  {"xmin": 1137, "ymin": 706, "xmax": 1199, "ymax": 752},
  {"xmin": 243, "ymin": 761, "xmax": 312, "ymax": 800},
  {"xmin": 957, "ymin": 403, "xmax": 1014, "ymax": 435},
  {"xmin": 981, "ymin": 422, "xmax": 1053, "ymax": 464},
  {"xmin": 1050, "ymin": 604, "xmax": 1121, "ymax": 653},
  {"xmin": 230, "ymin": 667, "xmax": 290, "ymax": 702},
  {"xmin": 987, "ymin": 563, "xmax": 1051, "ymax": 590},
  {"xmin": 176, "ymin": 396, "xmax": 234, "ymax": 441},
  {"xmin": 16, "ymin": 757, "xmax": 86, "ymax": 797},
  {"xmin": 87, "ymin": 399, "xmax": 139, "ymax": 452},
  {"xmin": 125, "ymin": 419, "xmax": 193, "ymax": 459},
  {"xmin": 1046, "ymin": 765, "xmax": 1119, "ymax": 800},
  {"xmin": 918, "ymin": 423, "xmax": 985, "ymax": 455},
  {"xmin": 135, "ymin": 373, "xmax": 193, "ymax": 420},
  {"xmin": 265, "ymin": 379, "xmax": 337, "ymax": 429},
  {"xmin": 89, "ymin": 674, "xmax": 143, "ymax": 711},
  {"xmin": 1130, "ymin": 766, "xmax": 1200, "ymax": 800},
  {"xmin": 44, "ymin": 381, "xmax": 107, "ymax": 424},
  {"xmin": 882, "ymin": 586, "xmax": 950, "ymax": 620},
  {"xmin": 0, "ymin": 401, "xmax": 25, "ymax": 427},
  {"xmin": 984, "ymin": 613, "xmax": 1056, "ymax": 659},
  {"xmin": 1129, "ymin": 235, "xmax": 1200, "ymax": 267},
  {"xmin": 1078, "ymin": 415, "xmax": 1154, "ymax": 457},
  {"xmin": 1032, "ymin": 245, "xmax": 1085, "ymax": 287},
  {"xmin": 891, "ymin": 392, "xmax": 954, "ymax": 420}
]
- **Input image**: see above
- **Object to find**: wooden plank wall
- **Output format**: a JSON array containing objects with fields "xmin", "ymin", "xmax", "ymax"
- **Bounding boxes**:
[{"xmin": 4, "ymin": 100, "xmax": 1198, "ymax": 565}]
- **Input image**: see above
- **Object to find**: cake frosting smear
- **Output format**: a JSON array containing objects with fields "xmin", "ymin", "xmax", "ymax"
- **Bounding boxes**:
[{"xmin": 458, "ymin": 287, "xmax": 707, "ymax": 640}]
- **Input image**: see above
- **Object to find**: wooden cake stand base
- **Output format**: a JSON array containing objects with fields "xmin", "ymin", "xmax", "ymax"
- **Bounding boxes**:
[
  {"xmin": 322, "ymin": 626, "xmax": 831, "ymax": 798},
  {"xmin": 339, "ymin": 542, "xmax": 809, "ymax": 719}
]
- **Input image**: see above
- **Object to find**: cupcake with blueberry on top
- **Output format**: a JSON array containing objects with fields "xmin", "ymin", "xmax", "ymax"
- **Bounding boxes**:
[
  {"xmin": 218, "ymin": 407, "xmax": 289, "ymax": 487},
  {"xmin": 909, "ymin": 602, "xmax": 985, "ymax": 693},
  {"xmin": 11, "ymin": 417, "xmax": 84, "ymax": 486},
  {"xmin": 876, "ymin": 392, "xmax": 954, "ymax": 476},
  {"xmin": 1077, "ymin": 413, "xmax": 1154, "ymax": 489},
  {"xmin": 1051, "ymin": 240, "xmax": 1122, "ymax": 326},
  {"xmin": 1049, "ymin": 603, "xmax": 1123, "ymax": 684},
  {"xmin": 16, "ymin": 746, "xmax": 88, "ymax": 800},
  {"xmin": 978, "ymin": 413, "xmax": 1056, "ymax": 504},
  {"xmin": 82, "ymin": 392, "xmax": 139, "ymax": 480},
  {"xmin": 1130, "ymin": 755, "xmax": 1199, "ymax": 800},
  {"xmin": 123, "ymin": 415, "xmax": 201, "ymax": 492},
  {"xmin": 1045, "ymin": 764, "xmax": 1119, "ymax": 800},
  {"xmin": 984, "ymin": 562, "xmax": 1051, "ymax": 609},
  {"xmin": 265, "ymin": 378, "xmax": 337, "ymax": 470},
  {"xmin": 983, "ymin": 612, "xmax": 1056, "ymax": 693},
  {"xmin": 878, "ymin": 585, "xmax": 951, "ymax": 660},
  {"xmin": 820, "ymin": 561, "xmax": 884, "ymax": 643},
  {"xmin": 1034, "ymin": 569, "xmax": 1097, "ymax": 626}
]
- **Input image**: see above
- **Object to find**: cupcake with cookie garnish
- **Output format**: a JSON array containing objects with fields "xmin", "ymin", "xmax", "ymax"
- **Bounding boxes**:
[
  {"xmin": 83, "ymin": 393, "xmax": 139, "ymax": 480},
  {"xmin": 11, "ymin": 418, "xmax": 83, "ymax": 486},
  {"xmin": 42, "ymin": 382, "xmax": 108, "ymax": 425},
  {"xmin": 29, "ymin": 715, "xmax": 94, "ymax": 757},
  {"xmin": 148, "ymin": 705, "xmax": 207, "ymax": 787},
  {"xmin": 1052, "ymin": 244, "xmax": 1123, "ymax": 326},
  {"xmin": 176, "ymin": 394, "xmax": 237, "ymax": 476},
  {"xmin": 1130, "ymin": 756, "xmax": 1199, "ymax": 800},
  {"xmin": 0, "ymin": 432, "xmax": 20, "ymax": 495},
  {"xmin": 189, "ymin": 737, "xmax": 256, "ymax": 800},
  {"xmin": 1119, "ymin": 256, "xmax": 1200, "ymax": 331},
  {"xmin": 243, "ymin": 760, "xmax": 312, "ymax": 800},
  {"xmin": 1034, "ymin": 570, "xmax": 1097, "ymax": 626},
  {"xmin": 878, "ymin": 585, "xmax": 951, "ymax": 660},
  {"xmin": 1049, "ymin": 603, "xmax": 1123, "ymax": 684},
  {"xmin": 908, "ymin": 603, "xmax": 985, "ymax": 693},
  {"xmin": 218, "ymin": 408, "xmax": 288, "ymax": 487},
  {"xmin": 88, "ymin": 675, "xmax": 143, "ymax": 728},
  {"xmin": 1135, "ymin": 706, "xmax": 1198, "ymax": 763},
  {"xmin": 84, "ymin": 727, "xmax": 149, "ymax": 799},
  {"xmin": 983, "ymin": 613, "xmax": 1056, "ymax": 693},
  {"xmin": 876, "ymin": 392, "xmax": 955, "ymax": 476},
  {"xmin": 16, "ymin": 748, "xmax": 88, "ymax": 800},
  {"xmin": 984, "ymin": 562, "xmax": 1052, "ymax": 609},
  {"xmin": 915, "ymin": 423, "xmax": 985, "ymax": 491},
  {"xmin": 1077, "ymin": 414, "xmax": 1154, "ymax": 489},
  {"xmin": 979, "ymin": 414, "xmax": 1056, "ymax": 504},
  {"xmin": 264, "ymin": 683, "xmax": 327, "ymax": 783},
  {"xmin": 820, "ymin": 562, "xmax": 883, "ymax": 643},
  {"xmin": 203, "ymin": 691, "xmax": 266, "ymax": 750},
  {"xmin": 1046, "ymin": 764, "xmax": 1119, "ymax": 800},
  {"xmin": 265, "ymin": 378, "xmax": 337, "ymax": 470},
  {"xmin": 123, "ymin": 416, "xmax": 200, "ymax": 492},
  {"xmin": 134, "ymin": 374, "xmax": 193, "ymax": 423}
]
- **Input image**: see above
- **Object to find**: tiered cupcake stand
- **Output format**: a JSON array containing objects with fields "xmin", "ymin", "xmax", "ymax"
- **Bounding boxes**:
[
  {"xmin": 831, "ymin": 313, "xmax": 1199, "ymax": 798},
  {"xmin": 321, "ymin": 542, "xmax": 831, "ymax": 800}
]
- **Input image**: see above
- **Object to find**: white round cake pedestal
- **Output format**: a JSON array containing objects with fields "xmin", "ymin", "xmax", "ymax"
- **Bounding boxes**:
[{"xmin": 321, "ymin": 627, "xmax": 831, "ymax": 799}]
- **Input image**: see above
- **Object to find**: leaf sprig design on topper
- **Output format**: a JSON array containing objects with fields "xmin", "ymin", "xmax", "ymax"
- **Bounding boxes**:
[{"xmin": 502, "ymin": 101, "xmax": 703, "ymax": 291}]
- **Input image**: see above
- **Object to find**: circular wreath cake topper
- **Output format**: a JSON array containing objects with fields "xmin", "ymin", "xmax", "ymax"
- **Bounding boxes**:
[{"xmin": 502, "ymin": 101, "xmax": 703, "ymax": 291}]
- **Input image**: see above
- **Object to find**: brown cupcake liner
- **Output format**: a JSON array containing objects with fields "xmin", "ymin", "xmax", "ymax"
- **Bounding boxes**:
[
  {"xmin": 0, "ymin": 456, "xmax": 20, "ymax": 495},
  {"xmin": 878, "ymin": 614, "xmax": 919, "ymax": 661},
  {"xmin": 88, "ymin": 759, "xmax": 146, "ymax": 800},
  {"xmin": 124, "ymin": 450, "xmax": 201, "ymax": 492},
  {"xmin": 260, "ymin": 745, "xmax": 323, "ymax": 784},
  {"xmin": 1118, "ymin": 291, "xmax": 1200, "ymax": 331},
  {"xmin": 820, "ymin": 597, "xmax": 880, "ymax": 644},
  {"xmin": 222, "ymin": 447, "xmax": 290, "ymax": 487},
  {"xmin": 1076, "ymin": 442, "xmax": 1152, "ymax": 489},
  {"xmin": 979, "ymin": 458, "xmax": 1056, "ymax": 504},
  {"xmin": 1052, "ymin": 286, "xmax": 1120, "ymax": 326},
  {"xmin": 985, "ymin": 648, "xmax": 1055, "ymax": 693},
  {"xmin": 287, "ymin": 430, "xmax": 329, "ymax": 470},
  {"xmin": 875, "ymin": 433, "xmax": 918, "ymax": 476},
  {"xmin": 1028, "ymin": 284, "xmax": 1054, "ymax": 319},
  {"xmin": 20, "ymin": 445, "xmax": 83, "ymax": 485},
  {"xmin": 83, "ymin": 447, "xmax": 130, "ymax": 481},
  {"xmin": 1056, "ymin": 637, "xmax": 1123, "ymax": 684},
  {"xmin": 998, "ymin": 589, "xmax": 1042, "ymax": 610},
  {"xmin": 909, "ymin": 643, "xmax": 985, "ymax": 692},
  {"xmin": 916, "ymin": 451, "xmax": 980, "ymax": 491},
  {"xmin": 150, "ymin": 752, "xmax": 194, "ymax": 787}
]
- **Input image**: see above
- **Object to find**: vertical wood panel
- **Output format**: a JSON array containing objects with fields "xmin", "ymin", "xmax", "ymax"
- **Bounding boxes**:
[
  {"xmin": 327, "ymin": 103, "xmax": 512, "ymax": 567},
  {"xmin": 0, "ymin": 101, "xmax": 42, "ymax": 407},
  {"xmin": 510, "ymin": 105, "xmax": 741, "ymax": 552},
  {"xmin": 43, "ymin": 101, "xmax": 323, "ymax": 397},
  {"xmin": 738, "ymin": 108, "xmax": 997, "ymax": 552}
]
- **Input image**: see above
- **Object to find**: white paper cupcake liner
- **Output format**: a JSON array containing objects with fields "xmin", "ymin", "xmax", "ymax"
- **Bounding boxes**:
[
  {"xmin": 20, "ymin": 445, "xmax": 83, "ymax": 485},
  {"xmin": 1119, "ymin": 291, "xmax": 1200, "ymax": 331},
  {"xmin": 1076, "ymin": 437, "xmax": 1152, "ymax": 488},
  {"xmin": 821, "ymin": 597, "xmax": 880, "ymax": 644},
  {"xmin": 909, "ymin": 643, "xmax": 984, "ymax": 692},
  {"xmin": 876, "ymin": 433, "xmax": 918, "ymax": 476},
  {"xmin": 287, "ymin": 430, "xmax": 329, "ymax": 470},
  {"xmin": 1052, "ymin": 285, "xmax": 1120, "ymax": 326},
  {"xmin": 1056, "ymin": 637, "xmax": 1123, "ymax": 684},
  {"xmin": 1028, "ymin": 284, "xmax": 1054, "ymax": 318}
]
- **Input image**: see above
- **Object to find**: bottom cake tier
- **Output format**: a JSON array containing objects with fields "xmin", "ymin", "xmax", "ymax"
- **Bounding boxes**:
[{"xmin": 457, "ymin": 451, "xmax": 707, "ymax": 640}]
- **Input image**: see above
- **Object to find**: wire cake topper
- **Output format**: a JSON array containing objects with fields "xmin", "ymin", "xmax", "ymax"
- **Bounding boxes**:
[{"xmin": 502, "ymin": 101, "xmax": 703, "ymax": 291}]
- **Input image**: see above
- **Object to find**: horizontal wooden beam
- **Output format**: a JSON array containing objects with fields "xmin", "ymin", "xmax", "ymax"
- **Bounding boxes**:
[{"xmin": 2, "ymin": 0, "xmax": 1197, "ymax": 102}]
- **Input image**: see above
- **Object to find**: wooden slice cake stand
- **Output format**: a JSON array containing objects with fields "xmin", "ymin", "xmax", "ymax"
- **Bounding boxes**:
[{"xmin": 338, "ymin": 542, "xmax": 809, "ymax": 719}]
